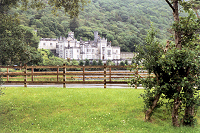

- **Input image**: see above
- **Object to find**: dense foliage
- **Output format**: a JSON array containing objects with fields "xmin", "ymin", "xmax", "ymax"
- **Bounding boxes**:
[
  {"xmin": 0, "ymin": 0, "xmax": 88, "ymax": 66},
  {"xmin": 9, "ymin": 0, "xmax": 174, "ymax": 52},
  {"xmin": 0, "ymin": 14, "xmax": 42, "ymax": 65}
]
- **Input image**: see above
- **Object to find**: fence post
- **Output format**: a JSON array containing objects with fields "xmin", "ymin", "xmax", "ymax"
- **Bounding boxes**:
[
  {"xmin": 57, "ymin": 66, "xmax": 59, "ymax": 82},
  {"xmin": 135, "ymin": 64, "xmax": 138, "ymax": 89},
  {"xmin": 109, "ymin": 67, "xmax": 111, "ymax": 82},
  {"xmin": 7, "ymin": 66, "xmax": 9, "ymax": 81},
  {"xmin": 31, "ymin": 66, "xmax": 34, "ymax": 82},
  {"xmin": 63, "ymin": 64, "xmax": 66, "ymax": 88},
  {"xmin": 104, "ymin": 64, "xmax": 106, "ymax": 88},
  {"xmin": 83, "ymin": 65, "xmax": 85, "ymax": 82},
  {"xmin": 24, "ymin": 64, "xmax": 27, "ymax": 87}
]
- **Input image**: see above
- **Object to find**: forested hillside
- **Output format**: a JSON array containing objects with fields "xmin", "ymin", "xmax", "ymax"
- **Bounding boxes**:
[{"xmin": 10, "ymin": 0, "xmax": 173, "ymax": 52}]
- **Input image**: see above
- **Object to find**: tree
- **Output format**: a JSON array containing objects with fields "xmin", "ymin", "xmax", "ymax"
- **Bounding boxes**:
[
  {"xmin": 106, "ymin": 34, "xmax": 114, "ymax": 42},
  {"xmin": 92, "ymin": 60, "xmax": 97, "ymax": 66},
  {"xmin": 25, "ymin": 47, "xmax": 43, "ymax": 66},
  {"xmin": 91, "ymin": 59, "xmax": 97, "ymax": 70},
  {"xmin": 131, "ymin": 0, "xmax": 200, "ymax": 127},
  {"xmin": 34, "ymin": 19, "xmax": 44, "ymax": 28},
  {"xmin": 0, "ymin": 0, "xmax": 89, "ymax": 65},
  {"xmin": 0, "ymin": 0, "xmax": 88, "ymax": 18},
  {"xmin": 106, "ymin": 59, "xmax": 112, "ymax": 66},
  {"xmin": 0, "ymin": 14, "xmax": 41, "ymax": 65},
  {"xmin": 38, "ymin": 49, "xmax": 68, "ymax": 66},
  {"xmin": 79, "ymin": 60, "xmax": 84, "ymax": 66},
  {"xmin": 70, "ymin": 59, "xmax": 79, "ymax": 66},
  {"xmin": 69, "ymin": 59, "xmax": 79, "ymax": 71},
  {"xmin": 131, "ymin": 58, "xmax": 135, "ymax": 65},
  {"xmin": 125, "ymin": 60, "xmax": 128, "ymax": 65},
  {"xmin": 48, "ymin": 0, "xmax": 89, "ymax": 18},
  {"xmin": 84, "ymin": 59, "xmax": 90, "ymax": 66},
  {"xmin": 22, "ymin": 25, "xmax": 40, "ymax": 49},
  {"xmin": 97, "ymin": 59, "xmax": 103, "ymax": 66},
  {"xmin": 181, "ymin": 0, "xmax": 200, "ymax": 18},
  {"xmin": 69, "ymin": 17, "xmax": 79, "ymax": 32},
  {"xmin": 165, "ymin": 0, "xmax": 200, "ymax": 126},
  {"xmin": 119, "ymin": 61, "xmax": 125, "ymax": 66}
]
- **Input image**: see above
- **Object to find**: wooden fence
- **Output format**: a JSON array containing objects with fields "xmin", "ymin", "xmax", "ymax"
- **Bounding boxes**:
[{"xmin": 0, "ymin": 64, "xmax": 152, "ymax": 88}]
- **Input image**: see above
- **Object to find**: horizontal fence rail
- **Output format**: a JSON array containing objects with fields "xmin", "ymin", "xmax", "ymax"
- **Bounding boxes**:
[{"xmin": 0, "ymin": 64, "xmax": 154, "ymax": 88}]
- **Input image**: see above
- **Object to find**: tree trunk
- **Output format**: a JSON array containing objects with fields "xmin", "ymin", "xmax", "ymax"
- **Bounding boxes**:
[
  {"xmin": 172, "ymin": 96, "xmax": 181, "ymax": 127},
  {"xmin": 145, "ymin": 93, "xmax": 161, "ymax": 121},
  {"xmin": 172, "ymin": 85, "xmax": 182, "ymax": 127},
  {"xmin": 165, "ymin": 0, "xmax": 181, "ymax": 49},
  {"xmin": 170, "ymin": 0, "xmax": 182, "ymax": 127},
  {"xmin": 173, "ymin": 0, "xmax": 181, "ymax": 49},
  {"xmin": 183, "ymin": 104, "xmax": 194, "ymax": 126},
  {"xmin": 182, "ymin": 87, "xmax": 195, "ymax": 126}
]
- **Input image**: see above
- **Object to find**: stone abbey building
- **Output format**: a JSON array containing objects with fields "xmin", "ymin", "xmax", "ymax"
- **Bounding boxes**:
[{"xmin": 39, "ymin": 31, "xmax": 120, "ymax": 60}]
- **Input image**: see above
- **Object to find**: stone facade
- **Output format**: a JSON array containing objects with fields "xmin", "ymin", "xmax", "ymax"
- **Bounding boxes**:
[
  {"xmin": 120, "ymin": 52, "xmax": 136, "ymax": 59},
  {"xmin": 39, "ymin": 31, "xmax": 120, "ymax": 60},
  {"xmin": 38, "ymin": 38, "xmax": 58, "ymax": 50}
]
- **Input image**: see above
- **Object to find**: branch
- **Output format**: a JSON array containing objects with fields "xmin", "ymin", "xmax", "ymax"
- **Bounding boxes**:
[
  {"xmin": 165, "ymin": 0, "xmax": 175, "ymax": 12},
  {"xmin": 195, "ymin": 9, "xmax": 200, "ymax": 18}
]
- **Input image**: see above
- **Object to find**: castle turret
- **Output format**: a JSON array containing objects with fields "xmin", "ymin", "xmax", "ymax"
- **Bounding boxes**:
[
  {"xmin": 94, "ymin": 31, "xmax": 98, "ymax": 43},
  {"xmin": 68, "ymin": 31, "xmax": 74, "ymax": 39}
]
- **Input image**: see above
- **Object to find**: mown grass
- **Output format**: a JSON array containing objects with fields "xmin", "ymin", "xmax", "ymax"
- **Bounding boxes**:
[{"xmin": 0, "ymin": 87, "xmax": 200, "ymax": 133}]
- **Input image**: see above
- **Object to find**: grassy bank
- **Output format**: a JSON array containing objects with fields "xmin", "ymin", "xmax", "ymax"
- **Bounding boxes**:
[{"xmin": 0, "ymin": 87, "xmax": 200, "ymax": 132}]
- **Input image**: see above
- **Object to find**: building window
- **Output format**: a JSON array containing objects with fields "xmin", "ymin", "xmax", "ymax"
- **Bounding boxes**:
[
  {"xmin": 92, "ymin": 49, "xmax": 94, "ymax": 53},
  {"xmin": 77, "ymin": 50, "xmax": 79, "ymax": 52},
  {"xmin": 70, "ymin": 52, "xmax": 72, "ymax": 58},
  {"xmin": 116, "ymin": 50, "xmax": 118, "ymax": 54},
  {"xmin": 102, "ymin": 48, "xmax": 105, "ymax": 54},
  {"xmin": 107, "ymin": 50, "xmax": 111, "ymax": 55},
  {"xmin": 50, "ymin": 43, "xmax": 52, "ymax": 46},
  {"xmin": 43, "ymin": 43, "xmax": 45, "ymax": 45},
  {"xmin": 87, "ymin": 49, "xmax": 91, "ymax": 52}
]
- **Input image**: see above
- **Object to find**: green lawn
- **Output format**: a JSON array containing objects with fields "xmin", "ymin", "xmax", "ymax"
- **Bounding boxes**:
[{"xmin": 0, "ymin": 87, "xmax": 200, "ymax": 132}]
